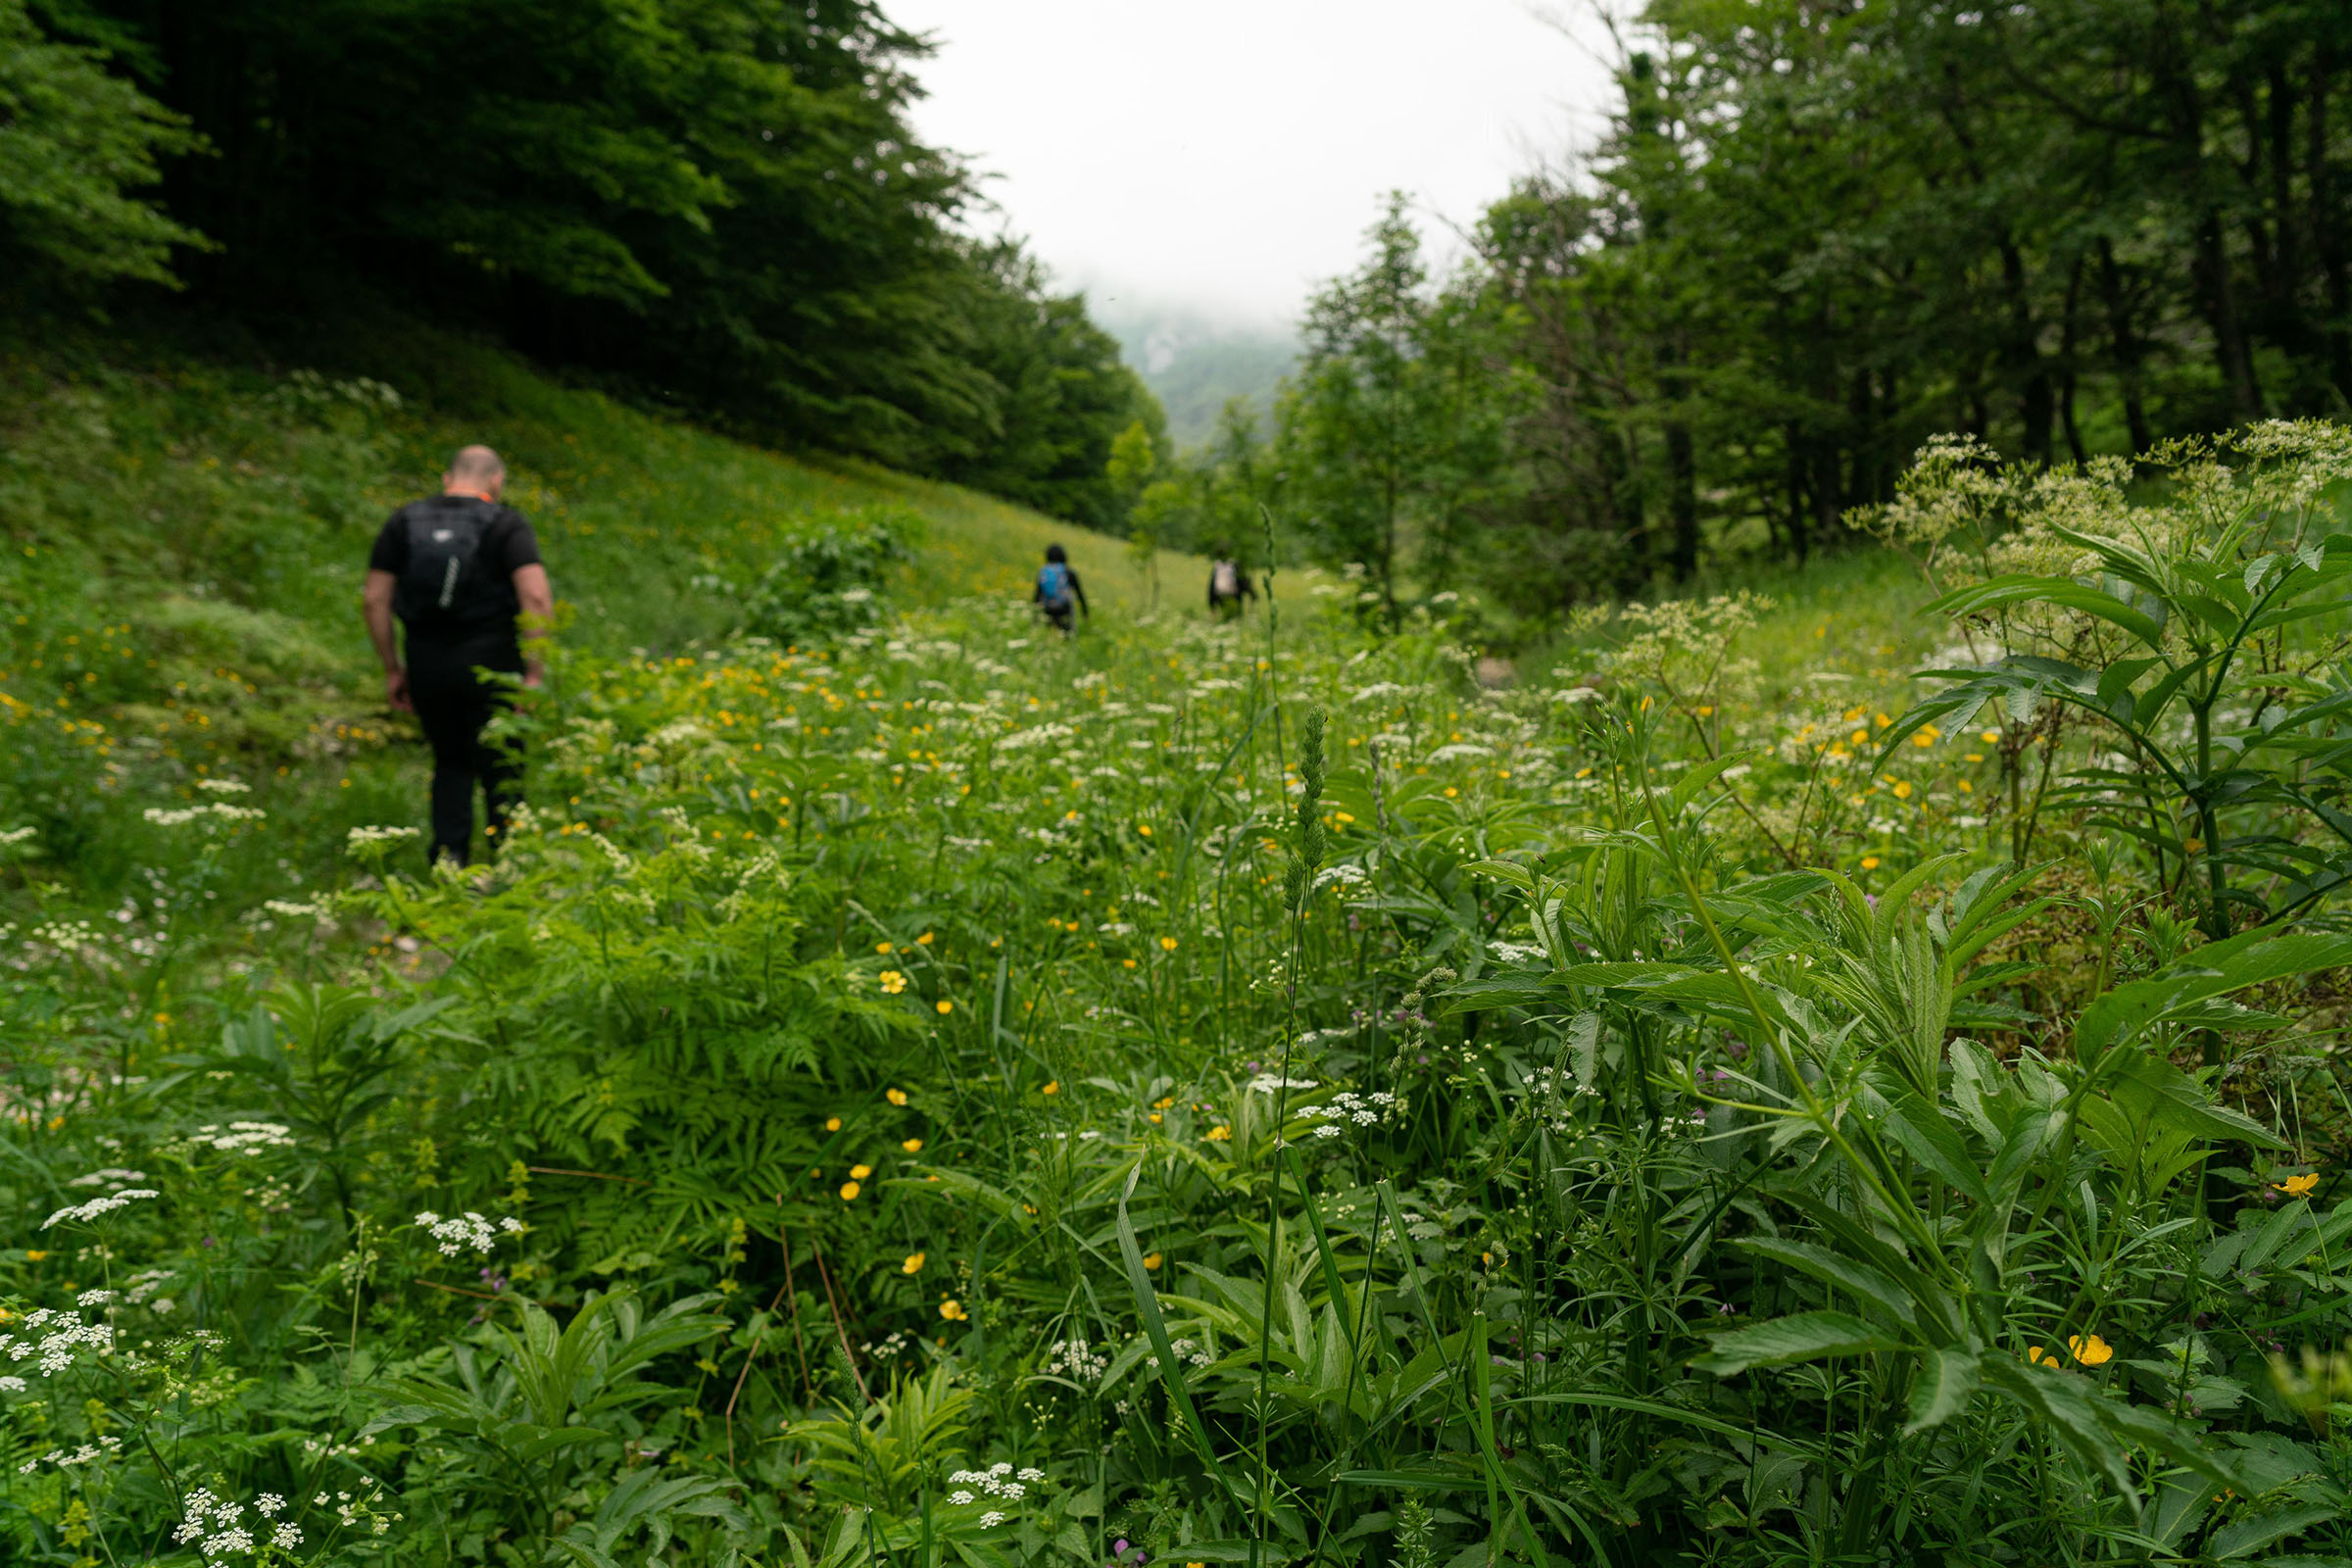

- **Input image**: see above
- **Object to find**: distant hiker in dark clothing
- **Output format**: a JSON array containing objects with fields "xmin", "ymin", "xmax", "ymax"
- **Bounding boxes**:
[
  {"xmin": 1033, "ymin": 543, "xmax": 1088, "ymax": 636},
  {"xmin": 1207, "ymin": 553, "xmax": 1255, "ymax": 617},
  {"xmin": 362, "ymin": 445, "xmax": 554, "ymax": 866}
]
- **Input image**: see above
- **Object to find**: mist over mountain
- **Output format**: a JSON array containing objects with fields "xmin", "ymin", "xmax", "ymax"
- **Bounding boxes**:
[{"xmin": 1094, "ymin": 303, "xmax": 1298, "ymax": 450}]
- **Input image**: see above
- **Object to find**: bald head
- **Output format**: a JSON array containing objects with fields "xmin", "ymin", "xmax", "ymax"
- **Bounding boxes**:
[{"xmin": 444, "ymin": 445, "xmax": 506, "ymax": 499}]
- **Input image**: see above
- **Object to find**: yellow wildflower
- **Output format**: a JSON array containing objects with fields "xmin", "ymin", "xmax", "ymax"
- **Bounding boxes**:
[
  {"xmin": 1206, "ymin": 1125, "xmax": 1231, "ymax": 1142},
  {"xmin": 935, "ymin": 1000, "xmax": 953, "ymax": 1015},
  {"xmin": 875, "ymin": 941, "xmax": 895, "ymax": 955},
  {"xmin": 1042, "ymin": 1080, "xmax": 1059, "ymax": 1096},
  {"xmin": 2068, "ymin": 1334, "xmax": 2114, "ymax": 1366},
  {"xmin": 887, "ymin": 1088, "xmax": 908, "ymax": 1106},
  {"xmin": 1142, "ymin": 1251, "xmax": 1163, "ymax": 1269},
  {"xmin": 1861, "ymin": 857, "xmax": 1881, "ymax": 870},
  {"xmin": 916, "ymin": 931, "xmax": 934, "ymax": 945},
  {"xmin": 1892, "ymin": 780, "xmax": 1913, "ymax": 800},
  {"xmin": 879, "ymin": 970, "xmax": 907, "ymax": 995},
  {"xmin": 940, "ymin": 1298, "xmax": 968, "ymax": 1322},
  {"xmin": 838, "ymin": 1180, "xmax": 861, "ymax": 1201},
  {"xmin": 1137, "ymin": 823, "xmax": 1153, "ymax": 836},
  {"xmin": 824, "ymin": 1116, "xmax": 842, "ymax": 1132},
  {"xmin": 903, "ymin": 1252, "xmax": 925, "ymax": 1274},
  {"xmin": 851, "ymin": 1163, "xmax": 872, "ymax": 1180},
  {"xmin": 902, "ymin": 1138, "xmax": 924, "ymax": 1153},
  {"xmin": 1160, "ymin": 936, "xmax": 1179, "ymax": 952},
  {"xmin": 2277, "ymin": 1172, "xmax": 2321, "ymax": 1198},
  {"xmin": 24, "ymin": 1250, "xmax": 46, "ymax": 1262}
]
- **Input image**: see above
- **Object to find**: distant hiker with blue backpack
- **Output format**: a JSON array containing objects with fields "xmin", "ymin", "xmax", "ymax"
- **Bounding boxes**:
[
  {"xmin": 362, "ymin": 446, "xmax": 554, "ymax": 866},
  {"xmin": 1032, "ymin": 543, "xmax": 1088, "ymax": 636}
]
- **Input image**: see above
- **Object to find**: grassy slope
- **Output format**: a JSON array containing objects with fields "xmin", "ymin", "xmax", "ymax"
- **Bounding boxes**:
[{"xmin": 0, "ymin": 316, "xmax": 1190, "ymax": 908}]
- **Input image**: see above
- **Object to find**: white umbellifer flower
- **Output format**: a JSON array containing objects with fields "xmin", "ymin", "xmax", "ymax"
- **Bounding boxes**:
[
  {"xmin": 42, "ymin": 1190, "xmax": 159, "ymax": 1228},
  {"xmin": 75, "ymin": 1290, "xmax": 117, "ymax": 1307},
  {"xmin": 978, "ymin": 1511, "xmax": 1005, "ymax": 1529},
  {"xmin": 195, "ymin": 778, "xmax": 252, "ymax": 795},
  {"xmin": 0, "ymin": 1377, "xmax": 24, "ymax": 1393},
  {"xmin": 257, "ymin": 1494, "xmax": 285, "ymax": 1517},
  {"xmin": 1247, "ymin": 1075, "xmax": 1317, "ymax": 1094},
  {"xmin": 271, "ymin": 1522, "xmax": 302, "ymax": 1550},
  {"xmin": 345, "ymin": 824, "xmax": 420, "ymax": 855},
  {"xmin": 68, "ymin": 1167, "xmax": 148, "ymax": 1189},
  {"xmin": 413, "ymin": 1210, "xmax": 515, "ymax": 1256},
  {"xmin": 949, "ymin": 1490, "xmax": 975, "ymax": 1505},
  {"xmin": 0, "ymin": 826, "xmax": 35, "ymax": 847},
  {"xmin": 1016, "ymin": 1467, "xmax": 1044, "ymax": 1482}
]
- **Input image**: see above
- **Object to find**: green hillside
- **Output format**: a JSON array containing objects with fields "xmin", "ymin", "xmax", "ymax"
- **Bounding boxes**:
[{"xmin": 0, "ymin": 318, "xmax": 1186, "ymax": 897}]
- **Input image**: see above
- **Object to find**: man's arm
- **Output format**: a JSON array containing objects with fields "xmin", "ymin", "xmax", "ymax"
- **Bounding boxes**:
[
  {"xmin": 1073, "ymin": 570, "xmax": 1090, "ymax": 616},
  {"xmin": 514, "ymin": 563, "xmax": 554, "ymax": 687},
  {"xmin": 363, "ymin": 569, "xmax": 411, "ymax": 712}
]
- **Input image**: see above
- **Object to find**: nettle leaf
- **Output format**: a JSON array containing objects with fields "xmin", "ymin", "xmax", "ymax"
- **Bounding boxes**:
[
  {"xmin": 1691, "ymin": 1311, "xmax": 1894, "ymax": 1375},
  {"xmin": 1903, "ymin": 1348, "xmax": 1981, "ymax": 1434}
]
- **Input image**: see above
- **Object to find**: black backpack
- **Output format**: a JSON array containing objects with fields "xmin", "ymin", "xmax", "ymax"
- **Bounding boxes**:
[{"xmin": 393, "ymin": 499, "xmax": 514, "ymax": 627}]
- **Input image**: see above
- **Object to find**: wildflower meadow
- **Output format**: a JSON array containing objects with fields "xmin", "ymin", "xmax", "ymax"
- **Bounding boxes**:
[{"xmin": 10, "ymin": 418, "xmax": 2352, "ymax": 1568}]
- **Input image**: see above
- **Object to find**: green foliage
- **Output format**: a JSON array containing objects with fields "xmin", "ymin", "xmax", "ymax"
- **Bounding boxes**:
[
  {"xmin": 19, "ymin": 319, "xmax": 2352, "ymax": 1566},
  {"xmin": 1877, "ymin": 423, "xmax": 2352, "ymax": 938},
  {"xmin": 741, "ymin": 508, "xmax": 919, "ymax": 648},
  {"xmin": 0, "ymin": 0, "xmax": 205, "ymax": 286}
]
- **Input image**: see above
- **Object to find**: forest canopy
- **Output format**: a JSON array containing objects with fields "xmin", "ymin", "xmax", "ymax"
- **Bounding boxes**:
[
  {"xmin": 0, "ymin": 0, "xmax": 1160, "ymax": 531},
  {"xmin": 1139, "ymin": 0, "xmax": 2352, "ymax": 619}
]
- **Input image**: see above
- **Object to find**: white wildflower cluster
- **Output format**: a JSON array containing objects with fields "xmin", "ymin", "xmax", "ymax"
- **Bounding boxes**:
[
  {"xmin": 194, "ymin": 778, "xmax": 253, "ymax": 795},
  {"xmin": 175, "ymin": 1489, "xmax": 303, "ymax": 1558},
  {"xmin": 17, "ymin": 1436, "xmax": 122, "ymax": 1472},
  {"xmin": 1304, "ymin": 1090, "xmax": 1397, "ymax": 1141},
  {"xmin": 414, "ymin": 1209, "xmax": 524, "ymax": 1256},
  {"xmin": 0, "ymin": 825, "xmax": 35, "ymax": 847},
  {"xmin": 43, "ymin": 1188, "xmax": 160, "ymax": 1228},
  {"xmin": 1487, "ymin": 940, "xmax": 1546, "ymax": 965},
  {"xmin": 0, "ymin": 1307, "xmax": 118, "ymax": 1376},
  {"xmin": 1145, "ymin": 1336, "xmax": 1213, "ymax": 1371},
  {"xmin": 345, "ymin": 824, "xmax": 420, "ymax": 855},
  {"xmin": 28, "ymin": 919, "xmax": 104, "ymax": 955},
  {"xmin": 946, "ymin": 1462, "xmax": 1043, "ymax": 1518},
  {"xmin": 184, "ymin": 1122, "xmax": 296, "ymax": 1155},
  {"xmin": 144, "ymin": 803, "xmax": 268, "ymax": 827},
  {"xmin": 1247, "ymin": 1074, "xmax": 1318, "ymax": 1095},
  {"xmin": 1312, "ymin": 863, "xmax": 1369, "ymax": 893},
  {"xmin": 261, "ymin": 899, "xmax": 328, "ymax": 920},
  {"xmin": 125, "ymin": 1267, "xmax": 176, "ymax": 1311},
  {"xmin": 68, "ymin": 1165, "xmax": 148, "ymax": 1189},
  {"xmin": 302, "ymin": 1433, "xmax": 377, "ymax": 1459},
  {"xmin": 1044, "ymin": 1338, "xmax": 1109, "ymax": 1382}
]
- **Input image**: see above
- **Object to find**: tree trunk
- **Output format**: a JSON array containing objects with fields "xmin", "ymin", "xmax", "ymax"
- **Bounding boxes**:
[
  {"xmin": 2097, "ymin": 238, "xmax": 2155, "ymax": 454},
  {"xmin": 2059, "ymin": 251, "xmax": 2087, "ymax": 468},
  {"xmin": 2313, "ymin": 46, "xmax": 2352, "ymax": 407}
]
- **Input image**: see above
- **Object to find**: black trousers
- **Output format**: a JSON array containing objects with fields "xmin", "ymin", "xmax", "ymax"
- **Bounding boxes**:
[{"xmin": 407, "ymin": 633, "xmax": 523, "ymax": 866}]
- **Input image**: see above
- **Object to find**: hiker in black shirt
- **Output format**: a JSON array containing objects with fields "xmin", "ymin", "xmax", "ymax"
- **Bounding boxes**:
[
  {"xmin": 362, "ymin": 446, "xmax": 553, "ymax": 865},
  {"xmin": 1207, "ymin": 552, "xmax": 1255, "ymax": 617}
]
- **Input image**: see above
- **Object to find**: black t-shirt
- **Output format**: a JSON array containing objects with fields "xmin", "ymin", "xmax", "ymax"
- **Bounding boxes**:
[{"xmin": 368, "ymin": 496, "xmax": 541, "ymax": 647}]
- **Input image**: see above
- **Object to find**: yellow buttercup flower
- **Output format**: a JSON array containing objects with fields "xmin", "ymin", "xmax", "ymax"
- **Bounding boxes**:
[
  {"xmin": 940, "ymin": 1298, "xmax": 967, "ymax": 1322},
  {"xmin": 902, "ymin": 1251, "xmax": 925, "ymax": 1274},
  {"xmin": 902, "ymin": 1138, "xmax": 923, "ymax": 1153},
  {"xmin": 24, "ymin": 1250, "xmax": 48, "ymax": 1262},
  {"xmin": 1042, "ymin": 1080, "xmax": 1059, "ymax": 1096},
  {"xmin": 1860, "ymin": 857, "xmax": 1881, "ymax": 870},
  {"xmin": 2068, "ymin": 1334, "xmax": 2114, "ymax": 1366},
  {"xmin": 851, "ymin": 1163, "xmax": 872, "ymax": 1180},
  {"xmin": 1137, "ymin": 823, "xmax": 1152, "ymax": 836},
  {"xmin": 2026, "ymin": 1345, "xmax": 2057, "ymax": 1367},
  {"xmin": 887, "ymin": 1088, "xmax": 908, "ymax": 1106},
  {"xmin": 916, "ymin": 931, "xmax": 934, "ymax": 945},
  {"xmin": 1205, "ymin": 1125, "xmax": 1231, "ymax": 1142},
  {"xmin": 838, "ymin": 1180, "xmax": 861, "ymax": 1200},
  {"xmin": 2277, "ymin": 1172, "xmax": 2321, "ymax": 1198},
  {"xmin": 875, "ymin": 941, "xmax": 895, "ymax": 955},
  {"xmin": 1142, "ymin": 1251, "xmax": 1162, "ymax": 1269},
  {"xmin": 825, "ymin": 1115, "xmax": 843, "ymax": 1131},
  {"xmin": 1892, "ymin": 780, "xmax": 1914, "ymax": 800},
  {"xmin": 1159, "ymin": 936, "xmax": 1179, "ymax": 952},
  {"xmin": 879, "ymin": 970, "xmax": 907, "ymax": 995},
  {"xmin": 935, "ymin": 1000, "xmax": 954, "ymax": 1015}
]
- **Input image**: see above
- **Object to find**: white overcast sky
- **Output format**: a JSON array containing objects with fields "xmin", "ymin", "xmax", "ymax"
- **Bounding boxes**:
[{"xmin": 885, "ymin": 1, "xmax": 1618, "ymax": 330}]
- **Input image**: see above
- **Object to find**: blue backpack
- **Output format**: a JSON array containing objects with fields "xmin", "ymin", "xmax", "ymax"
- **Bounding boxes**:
[{"xmin": 1037, "ymin": 562, "xmax": 1072, "ymax": 611}]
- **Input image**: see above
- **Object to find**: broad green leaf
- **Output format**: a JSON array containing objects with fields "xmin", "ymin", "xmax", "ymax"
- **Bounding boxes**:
[
  {"xmin": 1903, "ymin": 1348, "xmax": 1980, "ymax": 1434},
  {"xmin": 1692, "ymin": 1311, "xmax": 1894, "ymax": 1375}
]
